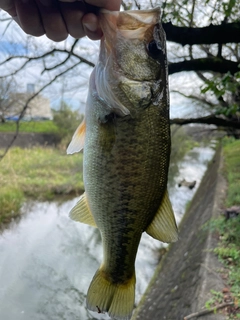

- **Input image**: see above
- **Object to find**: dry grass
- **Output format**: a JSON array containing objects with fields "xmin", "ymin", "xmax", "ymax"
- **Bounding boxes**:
[{"xmin": 0, "ymin": 147, "xmax": 83, "ymax": 224}]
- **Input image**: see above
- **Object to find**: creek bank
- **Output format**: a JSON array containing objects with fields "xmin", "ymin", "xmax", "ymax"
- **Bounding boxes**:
[
  {"xmin": 0, "ymin": 125, "xmax": 219, "ymax": 149},
  {"xmin": 132, "ymin": 146, "xmax": 227, "ymax": 320},
  {"xmin": 0, "ymin": 132, "xmax": 60, "ymax": 148},
  {"xmin": 0, "ymin": 146, "xmax": 84, "ymax": 227}
]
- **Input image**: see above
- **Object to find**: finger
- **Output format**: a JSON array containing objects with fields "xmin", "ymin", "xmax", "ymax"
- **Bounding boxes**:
[
  {"xmin": 82, "ymin": 13, "xmax": 102, "ymax": 40},
  {"xmin": 15, "ymin": 0, "xmax": 45, "ymax": 37},
  {"xmin": 59, "ymin": 1, "xmax": 85, "ymax": 39},
  {"xmin": 35, "ymin": 0, "xmax": 68, "ymax": 41},
  {"xmin": 0, "ymin": 0, "xmax": 17, "ymax": 16},
  {"xmin": 85, "ymin": 0, "xmax": 121, "ymax": 11}
]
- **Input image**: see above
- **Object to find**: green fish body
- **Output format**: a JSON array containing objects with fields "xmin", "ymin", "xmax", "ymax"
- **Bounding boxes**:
[{"xmin": 67, "ymin": 8, "xmax": 178, "ymax": 320}]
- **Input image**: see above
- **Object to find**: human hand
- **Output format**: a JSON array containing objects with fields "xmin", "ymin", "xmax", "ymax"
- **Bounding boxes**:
[{"xmin": 0, "ymin": 0, "xmax": 121, "ymax": 41}]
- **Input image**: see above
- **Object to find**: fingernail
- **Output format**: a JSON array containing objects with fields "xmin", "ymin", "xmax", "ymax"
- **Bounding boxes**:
[{"xmin": 83, "ymin": 22, "xmax": 98, "ymax": 32}]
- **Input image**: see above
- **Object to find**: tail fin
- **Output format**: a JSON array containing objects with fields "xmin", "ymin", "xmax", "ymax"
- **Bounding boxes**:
[{"xmin": 86, "ymin": 268, "xmax": 136, "ymax": 320}]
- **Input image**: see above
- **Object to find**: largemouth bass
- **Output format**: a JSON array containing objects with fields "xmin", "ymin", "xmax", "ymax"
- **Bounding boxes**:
[{"xmin": 67, "ymin": 7, "xmax": 178, "ymax": 320}]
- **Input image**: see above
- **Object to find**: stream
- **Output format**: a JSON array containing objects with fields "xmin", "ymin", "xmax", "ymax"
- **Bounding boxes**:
[{"xmin": 0, "ymin": 143, "xmax": 216, "ymax": 320}]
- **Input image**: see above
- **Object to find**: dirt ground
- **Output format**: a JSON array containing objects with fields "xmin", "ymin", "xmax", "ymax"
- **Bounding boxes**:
[{"xmin": 132, "ymin": 146, "xmax": 227, "ymax": 320}]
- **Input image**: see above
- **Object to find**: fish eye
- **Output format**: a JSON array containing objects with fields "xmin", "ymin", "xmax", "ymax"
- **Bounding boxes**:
[{"xmin": 147, "ymin": 40, "xmax": 162, "ymax": 60}]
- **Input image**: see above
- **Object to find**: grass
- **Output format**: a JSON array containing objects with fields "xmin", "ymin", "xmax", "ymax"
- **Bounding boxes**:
[
  {"xmin": 0, "ymin": 147, "xmax": 84, "ymax": 225},
  {"xmin": 0, "ymin": 187, "xmax": 24, "ymax": 225},
  {"xmin": 223, "ymin": 137, "xmax": 240, "ymax": 207},
  {"xmin": 204, "ymin": 137, "xmax": 240, "ymax": 319},
  {"xmin": 205, "ymin": 289, "xmax": 224, "ymax": 309},
  {"xmin": 0, "ymin": 121, "xmax": 59, "ymax": 134}
]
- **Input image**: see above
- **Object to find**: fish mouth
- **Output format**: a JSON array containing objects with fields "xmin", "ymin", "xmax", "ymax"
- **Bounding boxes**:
[
  {"xmin": 98, "ymin": 8, "xmax": 164, "ymax": 82},
  {"xmin": 99, "ymin": 7, "xmax": 161, "ymax": 47},
  {"xmin": 95, "ymin": 9, "xmax": 165, "ymax": 113}
]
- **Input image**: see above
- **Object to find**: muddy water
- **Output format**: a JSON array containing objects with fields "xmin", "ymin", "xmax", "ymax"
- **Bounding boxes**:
[{"xmin": 0, "ymin": 144, "xmax": 215, "ymax": 320}]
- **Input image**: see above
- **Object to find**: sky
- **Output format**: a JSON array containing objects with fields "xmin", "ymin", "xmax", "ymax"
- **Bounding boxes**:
[
  {"xmin": 0, "ymin": 40, "xmax": 28, "ymax": 55},
  {"xmin": 0, "ymin": 11, "xmax": 96, "ymax": 110}
]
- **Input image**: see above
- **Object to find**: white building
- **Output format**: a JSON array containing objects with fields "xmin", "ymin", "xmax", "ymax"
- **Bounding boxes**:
[{"xmin": 4, "ymin": 92, "xmax": 52, "ymax": 121}]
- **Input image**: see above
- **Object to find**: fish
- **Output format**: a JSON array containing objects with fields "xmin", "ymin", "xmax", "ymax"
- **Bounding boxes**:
[{"xmin": 67, "ymin": 7, "xmax": 178, "ymax": 320}]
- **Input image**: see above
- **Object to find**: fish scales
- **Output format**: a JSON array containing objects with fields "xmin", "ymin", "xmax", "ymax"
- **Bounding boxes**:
[
  {"xmin": 67, "ymin": 7, "xmax": 178, "ymax": 320},
  {"xmin": 85, "ymin": 107, "xmax": 169, "ymax": 278}
]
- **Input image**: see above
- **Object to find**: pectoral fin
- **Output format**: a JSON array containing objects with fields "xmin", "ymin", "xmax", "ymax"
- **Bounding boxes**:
[
  {"xmin": 66, "ymin": 118, "xmax": 86, "ymax": 154},
  {"xmin": 146, "ymin": 190, "xmax": 178, "ymax": 243},
  {"xmin": 69, "ymin": 193, "xmax": 97, "ymax": 227}
]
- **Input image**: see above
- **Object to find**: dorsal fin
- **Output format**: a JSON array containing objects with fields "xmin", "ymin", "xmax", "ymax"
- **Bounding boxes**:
[
  {"xmin": 146, "ymin": 190, "xmax": 178, "ymax": 243},
  {"xmin": 67, "ymin": 118, "xmax": 86, "ymax": 154}
]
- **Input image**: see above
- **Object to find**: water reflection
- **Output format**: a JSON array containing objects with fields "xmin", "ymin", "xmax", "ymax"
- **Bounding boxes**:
[
  {"xmin": 0, "ymin": 201, "xmax": 100, "ymax": 320},
  {"xmin": 0, "ymin": 144, "xmax": 215, "ymax": 320}
]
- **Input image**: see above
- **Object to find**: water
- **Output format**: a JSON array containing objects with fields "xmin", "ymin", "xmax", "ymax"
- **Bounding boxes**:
[
  {"xmin": 169, "ymin": 143, "xmax": 217, "ymax": 224},
  {"xmin": 0, "ymin": 144, "xmax": 215, "ymax": 320}
]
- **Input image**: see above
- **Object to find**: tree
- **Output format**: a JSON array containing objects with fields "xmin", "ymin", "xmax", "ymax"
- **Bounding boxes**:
[
  {"xmin": 160, "ymin": 0, "xmax": 240, "ymax": 131},
  {"xmin": 0, "ymin": 77, "xmax": 20, "ymax": 123},
  {"xmin": 0, "ymin": 11, "xmax": 94, "ymax": 156},
  {"xmin": 52, "ymin": 101, "xmax": 83, "ymax": 145},
  {"xmin": 124, "ymin": 0, "xmax": 240, "ymax": 131}
]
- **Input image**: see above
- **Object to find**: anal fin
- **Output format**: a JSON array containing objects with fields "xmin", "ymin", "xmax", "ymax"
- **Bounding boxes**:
[
  {"xmin": 146, "ymin": 190, "xmax": 178, "ymax": 243},
  {"xmin": 69, "ymin": 192, "xmax": 97, "ymax": 227}
]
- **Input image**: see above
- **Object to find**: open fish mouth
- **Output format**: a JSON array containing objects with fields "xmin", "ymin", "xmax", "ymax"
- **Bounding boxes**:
[
  {"xmin": 99, "ymin": 8, "xmax": 163, "ymax": 61},
  {"xmin": 99, "ymin": 7, "xmax": 161, "ymax": 38},
  {"xmin": 94, "ymin": 8, "xmax": 167, "ymax": 114},
  {"xmin": 97, "ymin": 7, "xmax": 166, "ymax": 83}
]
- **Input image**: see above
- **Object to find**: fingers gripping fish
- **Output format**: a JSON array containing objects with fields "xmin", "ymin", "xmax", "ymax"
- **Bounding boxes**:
[{"xmin": 67, "ymin": 7, "xmax": 178, "ymax": 320}]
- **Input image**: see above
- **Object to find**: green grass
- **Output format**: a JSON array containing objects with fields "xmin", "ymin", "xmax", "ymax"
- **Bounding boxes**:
[
  {"xmin": 205, "ymin": 289, "xmax": 224, "ymax": 310},
  {"xmin": 221, "ymin": 137, "xmax": 240, "ymax": 305},
  {"xmin": 204, "ymin": 137, "xmax": 240, "ymax": 318},
  {"xmin": 223, "ymin": 137, "xmax": 240, "ymax": 207},
  {"xmin": 0, "ymin": 121, "xmax": 59, "ymax": 134},
  {"xmin": 0, "ymin": 187, "xmax": 24, "ymax": 224},
  {"xmin": 207, "ymin": 215, "xmax": 240, "ymax": 298},
  {"xmin": 0, "ymin": 147, "xmax": 84, "ymax": 225}
]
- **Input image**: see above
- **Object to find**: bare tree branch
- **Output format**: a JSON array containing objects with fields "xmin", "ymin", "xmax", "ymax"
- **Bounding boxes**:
[
  {"xmin": 171, "ymin": 115, "xmax": 240, "ymax": 128},
  {"xmin": 0, "ymin": 61, "xmax": 83, "ymax": 160},
  {"xmin": 134, "ymin": 0, "xmax": 141, "ymax": 10},
  {"xmin": 1, "ymin": 18, "xmax": 13, "ymax": 36},
  {"xmin": 171, "ymin": 89, "xmax": 216, "ymax": 108},
  {"xmin": 41, "ymin": 39, "xmax": 80, "ymax": 73},
  {"xmin": 169, "ymin": 57, "xmax": 240, "ymax": 75},
  {"xmin": 183, "ymin": 302, "xmax": 234, "ymax": 320},
  {"xmin": 195, "ymin": 71, "xmax": 209, "ymax": 83},
  {"xmin": 163, "ymin": 21, "xmax": 240, "ymax": 45},
  {"xmin": 0, "ymin": 40, "xmax": 95, "ymax": 79},
  {"xmin": 121, "ymin": 1, "xmax": 129, "ymax": 11}
]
